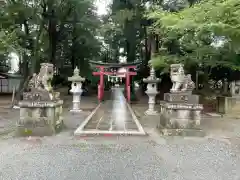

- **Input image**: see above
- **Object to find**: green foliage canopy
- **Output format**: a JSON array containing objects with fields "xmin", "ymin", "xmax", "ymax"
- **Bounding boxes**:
[{"xmin": 147, "ymin": 0, "xmax": 240, "ymax": 71}]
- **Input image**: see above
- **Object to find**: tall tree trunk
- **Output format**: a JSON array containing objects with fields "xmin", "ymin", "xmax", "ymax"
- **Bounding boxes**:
[
  {"xmin": 124, "ymin": 20, "xmax": 137, "ymax": 62},
  {"xmin": 13, "ymin": 55, "xmax": 29, "ymax": 106},
  {"xmin": 48, "ymin": 13, "xmax": 57, "ymax": 65},
  {"xmin": 71, "ymin": 36, "xmax": 76, "ymax": 70},
  {"xmin": 47, "ymin": 0, "xmax": 57, "ymax": 65},
  {"xmin": 71, "ymin": 11, "xmax": 77, "ymax": 70},
  {"xmin": 155, "ymin": 34, "xmax": 159, "ymax": 53},
  {"xmin": 144, "ymin": 26, "xmax": 151, "ymax": 62},
  {"xmin": 150, "ymin": 34, "xmax": 156, "ymax": 56}
]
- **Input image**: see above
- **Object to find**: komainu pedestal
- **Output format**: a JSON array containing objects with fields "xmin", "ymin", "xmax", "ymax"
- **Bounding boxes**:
[
  {"xmin": 17, "ymin": 63, "xmax": 63, "ymax": 136},
  {"xmin": 158, "ymin": 64, "xmax": 204, "ymax": 136}
]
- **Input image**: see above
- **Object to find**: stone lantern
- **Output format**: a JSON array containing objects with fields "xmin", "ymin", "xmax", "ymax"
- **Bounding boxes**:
[
  {"xmin": 143, "ymin": 67, "xmax": 161, "ymax": 115},
  {"xmin": 68, "ymin": 67, "xmax": 85, "ymax": 112}
]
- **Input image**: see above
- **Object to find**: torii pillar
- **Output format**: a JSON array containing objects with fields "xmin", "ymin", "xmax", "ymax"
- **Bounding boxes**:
[
  {"xmin": 92, "ymin": 65, "xmax": 137, "ymax": 103},
  {"xmin": 124, "ymin": 66, "xmax": 137, "ymax": 102},
  {"xmin": 93, "ymin": 66, "xmax": 105, "ymax": 102}
]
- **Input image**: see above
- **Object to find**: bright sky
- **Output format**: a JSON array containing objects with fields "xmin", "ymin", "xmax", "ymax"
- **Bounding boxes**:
[{"xmin": 95, "ymin": 0, "xmax": 112, "ymax": 15}]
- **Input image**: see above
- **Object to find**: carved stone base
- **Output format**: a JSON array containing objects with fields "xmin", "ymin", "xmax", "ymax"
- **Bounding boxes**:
[
  {"xmin": 160, "ymin": 102, "xmax": 202, "ymax": 126},
  {"xmin": 158, "ymin": 127, "xmax": 205, "ymax": 137},
  {"xmin": 17, "ymin": 100, "xmax": 63, "ymax": 136},
  {"xmin": 159, "ymin": 100, "xmax": 203, "ymax": 136},
  {"xmin": 164, "ymin": 93, "xmax": 199, "ymax": 104}
]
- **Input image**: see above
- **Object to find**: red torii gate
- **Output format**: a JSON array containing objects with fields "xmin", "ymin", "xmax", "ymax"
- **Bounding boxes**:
[{"xmin": 90, "ymin": 61, "xmax": 140, "ymax": 102}]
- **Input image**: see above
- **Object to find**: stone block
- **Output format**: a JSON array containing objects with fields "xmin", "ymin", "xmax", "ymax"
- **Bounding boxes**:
[
  {"xmin": 217, "ymin": 96, "xmax": 237, "ymax": 114},
  {"xmin": 157, "ymin": 126, "xmax": 205, "ymax": 137},
  {"xmin": 164, "ymin": 93, "xmax": 199, "ymax": 104},
  {"xmin": 160, "ymin": 102, "xmax": 202, "ymax": 128},
  {"xmin": 159, "ymin": 99, "xmax": 203, "ymax": 136},
  {"xmin": 17, "ymin": 100, "xmax": 63, "ymax": 136}
]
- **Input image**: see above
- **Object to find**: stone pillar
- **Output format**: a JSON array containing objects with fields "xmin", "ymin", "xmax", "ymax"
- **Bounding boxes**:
[
  {"xmin": 230, "ymin": 81, "xmax": 236, "ymax": 96},
  {"xmin": 99, "ymin": 67, "xmax": 104, "ymax": 101},
  {"xmin": 143, "ymin": 67, "xmax": 161, "ymax": 115},
  {"xmin": 19, "ymin": 108, "xmax": 27, "ymax": 125},
  {"xmin": 223, "ymin": 78, "xmax": 228, "ymax": 95},
  {"xmin": 194, "ymin": 110, "xmax": 201, "ymax": 126},
  {"xmin": 125, "ymin": 68, "xmax": 130, "ymax": 102},
  {"xmin": 68, "ymin": 67, "xmax": 85, "ymax": 113}
]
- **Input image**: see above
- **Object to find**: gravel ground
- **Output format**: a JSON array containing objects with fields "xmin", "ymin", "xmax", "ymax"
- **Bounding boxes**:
[
  {"xmin": 0, "ymin": 135, "xmax": 240, "ymax": 180},
  {"xmin": 157, "ymin": 139, "xmax": 240, "ymax": 180}
]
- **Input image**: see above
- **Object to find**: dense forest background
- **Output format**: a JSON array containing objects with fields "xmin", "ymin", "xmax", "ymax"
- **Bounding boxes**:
[{"xmin": 0, "ymin": 0, "xmax": 239, "ymax": 95}]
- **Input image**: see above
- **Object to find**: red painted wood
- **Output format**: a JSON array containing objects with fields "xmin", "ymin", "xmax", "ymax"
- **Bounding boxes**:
[
  {"xmin": 93, "ymin": 72, "xmax": 136, "ymax": 76},
  {"xmin": 92, "ymin": 65, "xmax": 137, "ymax": 102}
]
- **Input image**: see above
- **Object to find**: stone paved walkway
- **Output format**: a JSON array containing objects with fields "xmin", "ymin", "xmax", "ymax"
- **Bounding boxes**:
[
  {"xmin": 83, "ymin": 101, "xmax": 138, "ymax": 131},
  {"xmin": 75, "ymin": 89, "xmax": 145, "ymax": 136}
]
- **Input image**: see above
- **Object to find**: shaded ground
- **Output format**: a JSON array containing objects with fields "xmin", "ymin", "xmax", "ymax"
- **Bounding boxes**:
[
  {"xmin": 0, "ymin": 95, "xmax": 18, "ymax": 136},
  {"xmin": 1, "ymin": 91, "xmax": 240, "ymax": 179}
]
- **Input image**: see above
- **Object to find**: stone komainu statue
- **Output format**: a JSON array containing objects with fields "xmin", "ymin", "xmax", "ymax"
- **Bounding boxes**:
[
  {"xmin": 28, "ymin": 63, "xmax": 54, "ymax": 92},
  {"xmin": 18, "ymin": 63, "xmax": 63, "ymax": 136},
  {"xmin": 24, "ymin": 63, "xmax": 55, "ymax": 101},
  {"xmin": 170, "ymin": 64, "xmax": 195, "ymax": 93}
]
